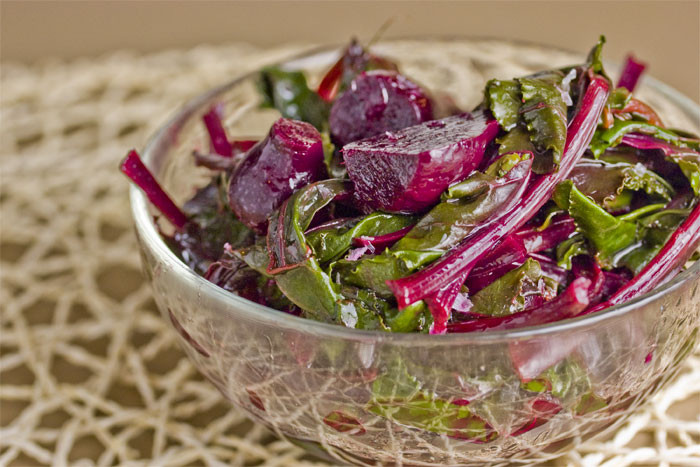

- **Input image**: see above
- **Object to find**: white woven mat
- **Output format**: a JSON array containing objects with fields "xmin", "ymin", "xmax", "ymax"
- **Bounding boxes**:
[{"xmin": 1, "ymin": 43, "xmax": 698, "ymax": 467}]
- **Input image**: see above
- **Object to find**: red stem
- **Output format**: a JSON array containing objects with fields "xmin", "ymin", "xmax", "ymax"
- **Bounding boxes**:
[
  {"xmin": 387, "ymin": 74, "xmax": 611, "ymax": 309},
  {"xmin": 447, "ymin": 278, "xmax": 591, "ymax": 333},
  {"xmin": 317, "ymin": 55, "xmax": 344, "ymax": 102},
  {"xmin": 119, "ymin": 149, "xmax": 188, "ymax": 230},
  {"xmin": 352, "ymin": 225, "xmax": 414, "ymax": 250},
  {"xmin": 617, "ymin": 54, "xmax": 646, "ymax": 93},
  {"xmin": 583, "ymin": 202, "xmax": 700, "ymax": 315},
  {"xmin": 202, "ymin": 104, "xmax": 234, "ymax": 157}
]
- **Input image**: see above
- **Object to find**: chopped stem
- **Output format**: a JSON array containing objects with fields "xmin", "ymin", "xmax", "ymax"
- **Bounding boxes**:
[
  {"xmin": 584, "ymin": 202, "xmax": 700, "ymax": 314},
  {"xmin": 617, "ymin": 54, "xmax": 646, "ymax": 93},
  {"xmin": 119, "ymin": 149, "xmax": 189, "ymax": 230},
  {"xmin": 387, "ymin": 74, "xmax": 610, "ymax": 309},
  {"xmin": 447, "ymin": 277, "xmax": 591, "ymax": 333},
  {"xmin": 202, "ymin": 104, "xmax": 234, "ymax": 157}
]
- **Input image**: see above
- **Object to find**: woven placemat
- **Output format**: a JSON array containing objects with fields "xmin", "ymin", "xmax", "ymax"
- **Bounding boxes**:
[{"xmin": 1, "ymin": 43, "xmax": 699, "ymax": 467}]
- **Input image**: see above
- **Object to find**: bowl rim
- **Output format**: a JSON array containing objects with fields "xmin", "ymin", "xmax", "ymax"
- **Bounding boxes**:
[{"xmin": 130, "ymin": 35, "xmax": 700, "ymax": 343}]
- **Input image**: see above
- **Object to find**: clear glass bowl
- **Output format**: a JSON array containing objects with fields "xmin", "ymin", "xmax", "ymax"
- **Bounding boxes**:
[{"xmin": 130, "ymin": 38, "xmax": 700, "ymax": 465}]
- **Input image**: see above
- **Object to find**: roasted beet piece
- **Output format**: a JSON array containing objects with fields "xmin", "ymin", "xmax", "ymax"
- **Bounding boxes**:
[
  {"xmin": 342, "ymin": 111, "xmax": 499, "ymax": 212},
  {"xmin": 228, "ymin": 118, "xmax": 325, "ymax": 232},
  {"xmin": 329, "ymin": 71, "xmax": 433, "ymax": 146}
]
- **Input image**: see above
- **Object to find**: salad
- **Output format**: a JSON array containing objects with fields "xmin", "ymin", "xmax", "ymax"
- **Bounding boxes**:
[{"xmin": 121, "ymin": 37, "xmax": 700, "ymax": 337}]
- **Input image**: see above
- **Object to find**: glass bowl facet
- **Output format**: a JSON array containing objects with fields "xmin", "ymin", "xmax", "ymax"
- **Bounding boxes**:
[{"xmin": 130, "ymin": 38, "xmax": 700, "ymax": 465}]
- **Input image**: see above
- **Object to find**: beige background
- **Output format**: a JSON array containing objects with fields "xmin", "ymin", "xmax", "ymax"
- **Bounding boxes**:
[{"xmin": 1, "ymin": 0, "xmax": 699, "ymax": 102}]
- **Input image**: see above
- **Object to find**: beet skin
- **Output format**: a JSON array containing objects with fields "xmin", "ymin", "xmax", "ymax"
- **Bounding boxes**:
[
  {"xmin": 228, "ymin": 118, "xmax": 324, "ymax": 232},
  {"xmin": 329, "ymin": 71, "xmax": 433, "ymax": 147},
  {"xmin": 343, "ymin": 111, "xmax": 499, "ymax": 213}
]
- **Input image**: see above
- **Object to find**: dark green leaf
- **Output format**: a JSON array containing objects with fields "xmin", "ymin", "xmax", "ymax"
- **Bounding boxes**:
[
  {"xmin": 519, "ymin": 72, "xmax": 568, "ymax": 168},
  {"xmin": 384, "ymin": 301, "xmax": 432, "ymax": 333},
  {"xmin": 589, "ymin": 120, "xmax": 699, "ymax": 158},
  {"xmin": 619, "ymin": 209, "xmax": 690, "ymax": 274},
  {"xmin": 485, "ymin": 79, "xmax": 521, "ymax": 131},
  {"xmin": 334, "ymin": 153, "xmax": 532, "ymax": 295},
  {"xmin": 675, "ymin": 156, "xmax": 700, "ymax": 196},
  {"xmin": 321, "ymin": 130, "xmax": 346, "ymax": 178},
  {"xmin": 336, "ymin": 286, "xmax": 390, "ymax": 330},
  {"xmin": 369, "ymin": 362, "xmax": 495, "ymax": 442},
  {"xmin": 267, "ymin": 179, "xmax": 350, "ymax": 271},
  {"xmin": 584, "ymin": 35, "xmax": 609, "ymax": 80},
  {"xmin": 496, "ymin": 125, "xmax": 536, "ymax": 155},
  {"xmin": 336, "ymin": 286, "xmax": 430, "ymax": 332},
  {"xmin": 306, "ymin": 212, "xmax": 416, "ymax": 264},
  {"xmin": 256, "ymin": 276, "xmax": 297, "ymax": 311},
  {"xmin": 252, "ymin": 180, "xmax": 350, "ymax": 322},
  {"xmin": 522, "ymin": 358, "xmax": 607, "ymax": 416},
  {"xmin": 274, "ymin": 258, "xmax": 341, "ymax": 322},
  {"xmin": 554, "ymin": 181, "xmax": 637, "ymax": 267},
  {"xmin": 605, "ymin": 87, "xmax": 632, "ymax": 111},
  {"xmin": 399, "ymin": 153, "xmax": 531, "ymax": 252},
  {"xmin": 470, "ymin": 258, "xmax": 558, "ymax": 317},
  {"xmin": 332, "ymin": 249, "xmax": 439, "ymax": 297},
  {"xmin": 257, "ymin": 66, "xmax": 330, "ymax": 129},
  {"xmin": 568, "ymin": 159, "xmax": 675, "ymax": 211},
  {"xmin": 556, "ymin": 234, "xmax": 589, "ymax": 269}
]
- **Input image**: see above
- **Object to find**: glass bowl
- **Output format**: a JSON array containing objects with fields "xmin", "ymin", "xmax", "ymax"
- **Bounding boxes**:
[{"xmin": 130, "ymin": 38, "xmax": 700, "ymax": 465}]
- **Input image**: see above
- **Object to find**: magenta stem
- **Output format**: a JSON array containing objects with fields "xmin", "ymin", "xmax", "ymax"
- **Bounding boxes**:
[
  {"xmin": 447, "ymin": 277, "xmax": 591, "ymax": 333},
  {"xmin": 617, "ymin": 54, "xmax": 646, "ymax": 93},
  {"xmin": 202, "ymin": 104, "xmax": 234, "ymax": 157},
  {"xmin": 119, "ymin": 149, "xmax": 189, "ymax": 230},
  {"xmin": 584, "ymin": 202, "xmax": 700, "ymax": 314},
  {"xmin": 387, "ymin": 74, "xmax": 610, "ymax": 309},
  {"xmin": 353, "ymin": 225, "xmax": 414, "ymax": 250}
]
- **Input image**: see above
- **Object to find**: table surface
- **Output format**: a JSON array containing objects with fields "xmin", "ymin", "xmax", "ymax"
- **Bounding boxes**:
[{"xmin": 1, "ymin": 42, "xmax": 699, "ymax": 466}]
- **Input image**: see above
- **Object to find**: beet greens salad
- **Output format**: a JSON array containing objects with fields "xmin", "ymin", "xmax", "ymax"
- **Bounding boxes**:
[{"xmin": 122, "ymin": 37, "xmax": 700, "ymax": 335}]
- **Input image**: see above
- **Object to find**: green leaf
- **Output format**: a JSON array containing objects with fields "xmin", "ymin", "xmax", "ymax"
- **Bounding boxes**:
[
  {"xmin": 332, "ymin": 249, "xmax": 440, "ymax": 297},
  {"xmin": 321, "ymin": 130, "xmax": 346, "ymax": 179},
  {"xmin": 568, "ymin": 159, "xmax": 675, "ymax": 211},
  {"xmin": 556, "ymin": 234, "xmax": 589, "ymax": 270},
  {"xmin": 605, "ymin": 87, "xmax": 632, "ymax": 111},
  {"xmin": 266, "ymin": 179, "xmax": 349, "ymax": 271},
  {"xmin": 398, "ymin": 153, "xmax": 531, "ymax": 253},
  {"xmin": 257, "ymin": 66, "xmax": 330, "ymax": 129},
  {"xmin": 336, "ymin": 291, "xmax": 389, "ymax": 331},
  {"xmin": 522, "ymin": 358, "xmax": 607, "ymax": 416},
  {"xmin": 334, "ymin": 154, "xmax": 532, "ymax": 295},
  {"xmin": 369, "ymin": 362, "xmax": 496, "ymax": 442},
  {"xmin": 485, "ymin": 79, "xmax": 521, "ymax": 131},
  {"xmin": 470, "ymin": 258, "xmax": 558, "ymax": 317},
  {"xmin": 585, "ymin": 35, "xmax": 609, "ymax": 80},
  {"xmin": 274, "ymin": 258, "xmax": 341, "ymax": 322},
  {"xmin": 384, "ymin": 301, "xmax": 432, "ymax": 333},
  {"xmin": 619, "ymin": 209, "xmax": 690, "ymax": 274},
  {"xmin": 256, "ymin": 276, "xmax": 297, "ymax": 311},
  {"xmin": 240, "ymin": 179, "xmax": 417, "ymax": 328},
  {"xmin": 306, "ymin": 212, "xmax": 416, "ymax": 264},
  {"xmin": 338, "ymin": 286, "xmax": 431, "ymax": 332},
  {"xmin": 496, "ymin": 125, "xmax": 536, "ymax": 156},
  {"xmin": 589, "ymin": 120, "xmax": 699, "ymax": 158},
  {"xmin": 177, "ymin": 179, "xmax": 255, "ymax": 273},
  {"xmin": 554, "ymin": 181, "xmax": 637, "ymax": 267},
  {"xmin": 676, "ymin": 156, "xmax": 700, "ymax": 196},
  {"xmin": 256, "ymin": 180, "xmax": 350, "ymax": 322},
  {"xmin": 518, "ymin": 72, "xmax": 568, "ymax": 168}
]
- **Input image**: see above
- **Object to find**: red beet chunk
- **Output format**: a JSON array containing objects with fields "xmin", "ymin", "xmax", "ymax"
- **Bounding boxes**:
[
  {"xmin": 343, "ymin": 111, "xmax": 499, "ymax": 212},
  {"xmin": 329, "ymin": 71, "xmax": 433, "ymax": 146},
  {"xmin": 228, "ymin": 118, "xmax": 324, "ymax": 232}
]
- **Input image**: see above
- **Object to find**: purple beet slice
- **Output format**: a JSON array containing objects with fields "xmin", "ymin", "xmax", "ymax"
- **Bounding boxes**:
[
  {"xmin": 342, "ymin": 111, "xmax": 499, "ymax": 212},
  {"xmin": 228, "ymin": 118, "xmax": 324, "ymax": 232},
  {"xmin": 329, "ymin": 70, "xmax": 433, "ymax": 146}
]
